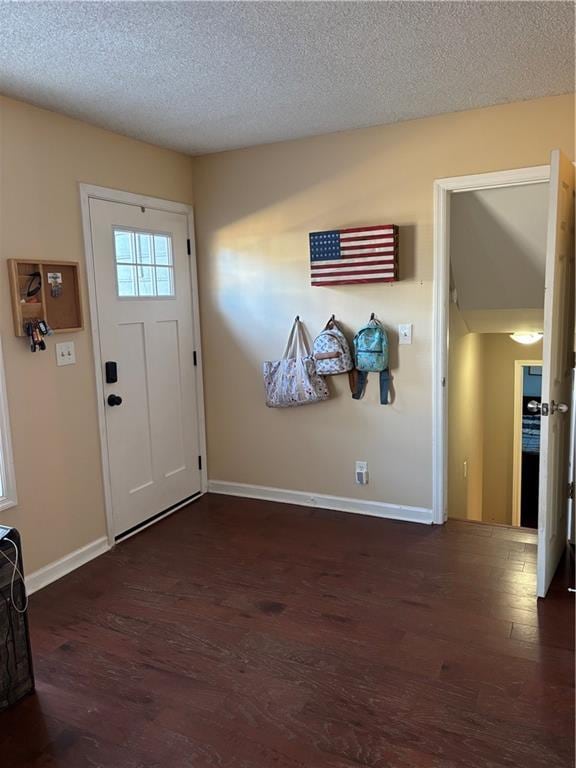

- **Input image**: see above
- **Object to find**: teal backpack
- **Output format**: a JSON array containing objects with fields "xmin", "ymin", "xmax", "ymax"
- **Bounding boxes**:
[{"xmin": 352, "ymin": 316, "xmax": 390, "ymax": 405}]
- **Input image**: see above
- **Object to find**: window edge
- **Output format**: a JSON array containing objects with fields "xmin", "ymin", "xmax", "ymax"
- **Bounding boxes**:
[{"xmin": 0, "ymin": 336, "xmax": 18, "ymax": 511}]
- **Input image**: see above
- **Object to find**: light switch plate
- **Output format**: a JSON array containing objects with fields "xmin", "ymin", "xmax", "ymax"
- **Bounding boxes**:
[
  {"xmin": 56, "ymin": 341, "xmax": 76, "ymax": 366},
  {"xmin": 398, "ymin": 323, "xmax": 413, "ymax": 345}
]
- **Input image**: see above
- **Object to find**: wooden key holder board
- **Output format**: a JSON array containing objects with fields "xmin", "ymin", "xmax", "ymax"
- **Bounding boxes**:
[{"xmin": 8, "ymin": 259, "xmax": 83, "ymax": 337}]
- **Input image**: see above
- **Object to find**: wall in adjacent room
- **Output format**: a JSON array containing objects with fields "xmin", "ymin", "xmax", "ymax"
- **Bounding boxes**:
[
  {"xmin": 447, "ymin": 304, "xmax": 485, "ymax": 521},
  {"xmin": 0, "ymin": 96, "xmax": 194, "ymax": 573}
]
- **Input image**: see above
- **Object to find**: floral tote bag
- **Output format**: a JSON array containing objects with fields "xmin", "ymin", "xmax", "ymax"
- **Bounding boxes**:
[{"xmin": 263, "ymin": 317, "xmax": 330, "ymax": 408}]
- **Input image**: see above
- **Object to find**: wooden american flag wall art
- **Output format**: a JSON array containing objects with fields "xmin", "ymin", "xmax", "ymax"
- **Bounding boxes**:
[{"xmin": 309, "ymin": 225, "xmax": 398, "ymax": 286}]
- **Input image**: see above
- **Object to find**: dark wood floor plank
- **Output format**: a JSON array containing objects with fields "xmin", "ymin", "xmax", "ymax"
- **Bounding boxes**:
[{"xmin": 1, "ymin": 493, "xmax": 573, "ymax": 767}]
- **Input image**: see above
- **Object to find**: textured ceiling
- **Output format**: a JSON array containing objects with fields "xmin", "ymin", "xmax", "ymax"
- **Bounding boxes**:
[{"xmin": 0, "ymin": 1, "xmax": 573, "ymax": 155}]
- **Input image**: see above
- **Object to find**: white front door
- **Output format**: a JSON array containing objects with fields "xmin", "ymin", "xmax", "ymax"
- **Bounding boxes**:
[
  {"xmin": 537, "ymin": 150, "xmax": 575, "ymax": 597},
  {"xmin": 88, "ymin": 198, "xmax": 202, "ymax": 538}
]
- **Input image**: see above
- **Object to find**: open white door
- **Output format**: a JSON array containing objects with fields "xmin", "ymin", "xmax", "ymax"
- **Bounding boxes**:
[{"xmin": 536, "ymin": 150, "xmax": 575, "ymax": 598}]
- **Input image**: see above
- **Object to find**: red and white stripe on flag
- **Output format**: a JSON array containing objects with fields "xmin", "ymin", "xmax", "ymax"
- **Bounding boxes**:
[{"xmin": 309, "ymin": 225, "xmax": 398, "ymax": 286}]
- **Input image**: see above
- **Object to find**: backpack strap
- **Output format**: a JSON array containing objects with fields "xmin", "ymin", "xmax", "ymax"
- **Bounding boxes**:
[
  {"xmin": 379, "ymin": 369, "xmax": 390, "ymax": 405},
  {"xmin": 348, "ymin": 368, "xmax": 359, "ymax": 395},
  {"xmin": 352, "ymin": 370, "xmax": 367, "ymax": 400},
  {"xmin": 283, "ymin": 317, "xmax": 311, "ymax": 359},
  {"xmin": 351, "ymin": 369, "xmax": 390, "ymax": 403}
]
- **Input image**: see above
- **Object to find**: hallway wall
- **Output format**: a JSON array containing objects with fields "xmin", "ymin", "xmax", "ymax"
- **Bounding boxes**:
[{"xmin": 448, "ymin": 304, "xmax": 485, "ymax": 521}]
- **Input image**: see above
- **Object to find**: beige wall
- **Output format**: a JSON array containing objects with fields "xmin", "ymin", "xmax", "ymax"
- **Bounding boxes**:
[
  {"xmin": 0, "ymin": 96, "xmax": 194, "ymax": 572},
  {"xmin": 448, "ymin": 305, "xmax": 484, "ymax": 521},
  {"xmin": 193, "ymin": 94, "xmax": 574, "ymax": 510}
]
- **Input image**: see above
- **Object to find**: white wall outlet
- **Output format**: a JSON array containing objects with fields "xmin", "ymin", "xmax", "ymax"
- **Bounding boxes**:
[
  {"xmin": 355, "ymin": 461, "xmax": 369, "ymax": 485},
  {"xmin": 56, "ymin": 341, "xmax": 76, "ymax": 366},
  {"xmin": 398, "ymin": 323, "xmax": 413, "ymax": 345}
]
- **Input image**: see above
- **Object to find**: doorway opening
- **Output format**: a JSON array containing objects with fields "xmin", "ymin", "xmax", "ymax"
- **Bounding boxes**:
[
  {"xmin": 446, "ymin": 180, "xmax": 548, "ymax": 528},
  {"xmin": 433, "ymin": 153, "xmax": 574, "ymax": 598}
]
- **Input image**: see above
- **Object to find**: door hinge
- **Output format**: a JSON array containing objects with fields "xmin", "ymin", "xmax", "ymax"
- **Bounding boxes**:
[
  {"xmin": 187, "ymin": 238, "xmax": 191, "ymax": 256},
  {"xmin": 569, "ymin": 481, "xmax": 575, "ymax": 500},
  {"xmin": 193, "ymin": 350, "xmax": 197, "ymax": 366},
  {"xmin": 198, "ymin": 455, "xmax": 202, "ymax": 471}
]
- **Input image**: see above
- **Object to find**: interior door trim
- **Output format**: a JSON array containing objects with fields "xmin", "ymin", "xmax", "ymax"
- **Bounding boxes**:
[{"xmin": 79, "ymin": 184, "xmax": 208, "ymax": 548}]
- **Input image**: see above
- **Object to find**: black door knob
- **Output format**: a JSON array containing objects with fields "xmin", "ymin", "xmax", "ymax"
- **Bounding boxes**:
[{"xmin": 107, "ymin": 394, "xmax": 123, "ymax": 407}]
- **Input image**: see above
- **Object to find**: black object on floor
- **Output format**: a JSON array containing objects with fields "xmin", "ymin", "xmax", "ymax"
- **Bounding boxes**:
[{"xmin": 0, "ymin": 526, "xmax": 34, "ymax": 712}]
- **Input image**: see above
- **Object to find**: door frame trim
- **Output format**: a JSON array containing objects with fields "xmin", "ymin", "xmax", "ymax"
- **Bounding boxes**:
[
  {"xmin": 79, "ymin": 184, "xmax": 208, "ymax": 547},
  {"xmin": 432, "ymin": 165, "xmax": 550, "ymax": 524},
  {"xmin": 512, "ymin": 359, "xmax": 543, "ymax": 527}
]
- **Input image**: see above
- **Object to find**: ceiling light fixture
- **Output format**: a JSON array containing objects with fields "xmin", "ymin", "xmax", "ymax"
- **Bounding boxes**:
[{"xmin": 509, "ymin": 332, "xmax": 543, "ymax": 345}]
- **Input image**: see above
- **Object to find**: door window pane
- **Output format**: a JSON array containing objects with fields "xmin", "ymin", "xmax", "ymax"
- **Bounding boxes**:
[
  {"xmin": 114, "ymin": 229, "xmax": 175, "ymax": 298},
  {"xmin": 115, "ymin": 231, "xmax": 135, "ymax": 263},
  {"xmin": 136, "ymin": 233, "xmax": 153, "ymax": 264},
  {"xmin": 154, "ymin": 235, "xmax": 171, "ymax": 265},
  {"xmin": 137, "ymin": 266, "xmax": 155, "ymax": 296},
  {"xmin": 155, "ymin": 267, "xmax": 174, "ymax": 296},
  {"xmin": 116, "ymin": 264, "xmax": 137, "ymax": 297}
]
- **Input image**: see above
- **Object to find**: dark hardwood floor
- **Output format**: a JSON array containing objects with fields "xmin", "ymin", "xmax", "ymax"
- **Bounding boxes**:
[{"xmin": 1, "ymin": 493, "xmax": 574, "ymax": 767}]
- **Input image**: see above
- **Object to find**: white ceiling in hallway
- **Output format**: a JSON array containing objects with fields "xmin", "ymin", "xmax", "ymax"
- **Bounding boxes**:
[
  {"xmin": 451, "ymin": 182, "xmax": 549, "ymax": 334},
  {"xmin": 0, "ymin": 1, "xmax": 573, "ymax": 155}
]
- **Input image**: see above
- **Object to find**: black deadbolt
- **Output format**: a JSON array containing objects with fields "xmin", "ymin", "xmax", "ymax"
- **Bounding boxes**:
[
  {"xmin": 105, "ymin": 361, "xmax": 118, "ymax": 384},
  {"xmin": 107, "ymin": 394, "xmax": 123, "ymax": 407}
]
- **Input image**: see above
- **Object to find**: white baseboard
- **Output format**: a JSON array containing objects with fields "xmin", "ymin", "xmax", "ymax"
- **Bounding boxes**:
[
  {"xmin": 25, "ymin": 536, "xmax": 110, "ymax": 595},
  {"xmin": 208, "ymin": 480, "xmax": 433, "ymax": 525}
]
